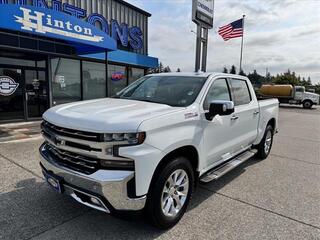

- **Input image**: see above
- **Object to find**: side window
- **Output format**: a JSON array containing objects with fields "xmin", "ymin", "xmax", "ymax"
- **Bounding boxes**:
[
  {"xmin": 203, "ymin": 78, "xmax": 230, "ymax": 110},
  {"xmin": 229, "ymin": 79, "xmax": 251, "ymax": 106}
]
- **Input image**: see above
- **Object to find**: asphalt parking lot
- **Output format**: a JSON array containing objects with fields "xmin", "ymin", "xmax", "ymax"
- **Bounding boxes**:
[{"xmin": 1, "ymin": 106, "xmax": 319, "ymax": 240}]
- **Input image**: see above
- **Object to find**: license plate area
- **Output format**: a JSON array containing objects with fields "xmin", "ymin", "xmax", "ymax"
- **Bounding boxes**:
[{"xmin": 43, "ymin": 170, "xmax": 64, "ymax": 194}]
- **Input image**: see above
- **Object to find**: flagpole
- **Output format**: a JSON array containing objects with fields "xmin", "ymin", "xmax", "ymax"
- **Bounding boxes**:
[{"xmin": 239, "ymin": 15, "xmax": 245, "ymax": 72}]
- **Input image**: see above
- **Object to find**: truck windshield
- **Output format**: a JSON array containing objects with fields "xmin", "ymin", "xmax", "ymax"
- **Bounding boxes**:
[{"xmin": 114, "ymin": 76, "xmax": 207, "ymax": 107}]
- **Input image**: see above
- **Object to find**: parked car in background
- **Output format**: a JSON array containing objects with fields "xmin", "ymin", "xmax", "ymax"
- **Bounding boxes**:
[
  {"xmin": 39, "ymin": 73, "xmax": 279, "ymax": 229},
  {"xmin": 259, "ymin": 84, "xmax": 319, "ymax": 109}
]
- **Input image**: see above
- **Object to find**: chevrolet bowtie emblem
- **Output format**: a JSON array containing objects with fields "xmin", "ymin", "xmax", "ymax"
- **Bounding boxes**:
[{"xmin": 0, "ymin": 76, "xmax": 19, "ymax": 96}]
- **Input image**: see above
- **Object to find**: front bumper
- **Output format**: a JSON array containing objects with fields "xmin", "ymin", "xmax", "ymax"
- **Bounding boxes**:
[{"xmin": 39, "ymin": 144, "xmax": 146, "ymax": 213}]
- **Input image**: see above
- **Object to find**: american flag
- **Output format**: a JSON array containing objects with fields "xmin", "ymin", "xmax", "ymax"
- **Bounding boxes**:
[{"xmin": 218, "ymin": 18, "xmax": 244, "ymax": 41}]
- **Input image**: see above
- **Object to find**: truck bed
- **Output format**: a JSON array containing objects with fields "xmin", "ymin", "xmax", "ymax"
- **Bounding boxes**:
[{"xmin": 254, "ymin": 98, "xmax": 279, "ymax": 145}]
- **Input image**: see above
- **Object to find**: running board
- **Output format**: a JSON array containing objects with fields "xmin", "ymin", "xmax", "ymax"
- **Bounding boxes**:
[{"xmin": 200, "ymin": 149, "xmax": 258, "ymax": 183}]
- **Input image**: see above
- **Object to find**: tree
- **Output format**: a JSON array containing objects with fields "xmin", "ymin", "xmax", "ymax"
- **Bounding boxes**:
[
  {"xmin": 163, "ymin": 66, "xmax": 171, "ymax": 72},
  {"xmin": 230, "ymin": 65, "xmax": 237, "ymax": 74},
  {"xmin": 147, "ymin": 62, "xmax": 172, "ymax": 73},
  {"xmin": 314, "ymin": 83, "xmax": 320, "ymax": 95},
  {"xmin": 307, "ymin": 76, "xmax": 312, "ymax": 85},
  {"xmin": 176, "ymin": 68, "xmax": 181, "ymax": 72},
  {"xmin": 239, "ymin": 69, "xmax": 246, "ymax": 76},
  {"xmin": 272, "ymin": 69, "xmax": 299, "ymax": 85},
  {"xmin": 158, "ymin": 62, "xmax": 164, "ymax": 73},
  {"xmin": 265, "ymin": 72, "xmax": 272, "ymax": 84},
  {"xmin": 247, "ymin": 70, "xmax": 266, "ymax": 87},
  {"xmin": 222, "ymin": 67, "xmax": 228, "ymax": 73}
]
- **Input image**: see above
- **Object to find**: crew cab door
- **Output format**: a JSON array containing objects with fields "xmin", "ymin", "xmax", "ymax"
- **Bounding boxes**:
[
  {"xmin": 227, "ymin": 78, "xmax": 259, "ymax": 154},
  {"xmin": 201, "ymin": 78, "xmax": 238, "ymax": 168}
]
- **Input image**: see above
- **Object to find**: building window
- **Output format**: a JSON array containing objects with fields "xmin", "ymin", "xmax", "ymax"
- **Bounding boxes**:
[
  {"xmin": 128, "ymin": 67, "xmax": 144, "ymax": 85},
  {"xmin": 82, "ymin": 61, "xmax": 106, "ymax": 100},
  {"xmin": 107, "ymin": 64, "xmax": 127, "ymax": 96},
  {"xmin": 0, "ymin": 56, "xmax": 36, "ymax": 67},
  {"xmin": 51, "ymin": 58, "xmax": 81, "ymax": 105}
]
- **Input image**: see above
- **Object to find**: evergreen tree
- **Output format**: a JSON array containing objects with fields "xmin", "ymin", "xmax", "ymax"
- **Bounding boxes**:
[
  {"xmin": 247, "ymin": 70, "xmax": 265, "ymax": 87},
  {"xmin": 239, "ymin": 69, "xmax": 246, "ymax": 76},
  {"xmin": 163, "ymin": 66, "xmax": 171, "ymax": 72},
  {"xmin": 158, "ymin": 62, "xmax": 164, "ymax": 73},
  {"xmin": 272, "ymin": 70, "xmax": 299, "ymax": 85},
  {"xmin": 307, "ymin": 76, "xmax": 312, "ymax": 85},
  {"xmin": 230, "ymin": 65, "xmax": 236, "ymax": 74},
  {"xmin": 223, "ymin": 67, "xmax": 228, "ymax": 73}
]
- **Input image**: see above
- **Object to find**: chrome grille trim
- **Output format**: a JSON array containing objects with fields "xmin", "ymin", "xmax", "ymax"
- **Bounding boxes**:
[
  {"xmin": 42, "ymin": 121, "xmax": 101, "ymax": 141},
  {"xmin": 45, "ymin": 144, "xmax": 98, "ymax": 174}
]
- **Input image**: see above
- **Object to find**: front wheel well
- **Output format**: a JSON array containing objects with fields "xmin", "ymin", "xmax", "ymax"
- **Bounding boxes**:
[{"xmin": 149, "ymin": 146, "xmax": 199, "ymax": 192}]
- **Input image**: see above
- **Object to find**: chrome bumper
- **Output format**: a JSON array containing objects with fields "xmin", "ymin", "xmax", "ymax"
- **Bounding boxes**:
[{"xmin": 39, "ymin": 144, "xmax": 146, "ymax": 212}]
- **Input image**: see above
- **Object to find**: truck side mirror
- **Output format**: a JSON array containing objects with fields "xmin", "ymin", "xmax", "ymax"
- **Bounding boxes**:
[{"xmin": 206, "ymin": 101, "xmax": 235, "ymax": 120}]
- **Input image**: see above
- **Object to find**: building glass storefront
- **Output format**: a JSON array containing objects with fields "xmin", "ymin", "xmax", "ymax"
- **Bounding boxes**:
[
  {"xmin": 51, "ymin": 58, "xmax": 81, "ymax": 105},
  {"xmin": 82, "ymin": 61, "xmax": 106, "ymax": 100},
  {"xmin": 129, "ymin": 67, "xmax": 145, "ymax": 85},
  {"xmin": 0, "ymin": 52, "xmax": 49, "ymax": 121},
  {"xmin": 0, "ymin": 0, "xmax": 158, "ymax": 123},
  {"xmin": 108, "ymin": 64, "xmax": 127, "ymax": 97}
]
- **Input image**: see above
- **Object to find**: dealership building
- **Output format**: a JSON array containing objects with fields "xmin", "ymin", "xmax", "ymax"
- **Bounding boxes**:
[{"xmin": 0, "ymin": 0, "xmax": 158, "ymax": 122}]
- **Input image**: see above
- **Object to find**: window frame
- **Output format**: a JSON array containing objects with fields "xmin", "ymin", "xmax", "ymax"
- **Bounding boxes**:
[
  {"xmin": 202, "ymin": 78, "xmax": 233, "ymax": 111},
  {"xmin": 228, "ymin": 78, "xmax": 252, "ymax": 106}
]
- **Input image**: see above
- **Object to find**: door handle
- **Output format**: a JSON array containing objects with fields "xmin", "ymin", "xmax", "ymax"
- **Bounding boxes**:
[
  {"xmin": 253, "ymin": 110, "xmax": 259, "ymax": 115},
  {"xmin": 25, "ymin": 92, "xmax": 28, "ymax": 101},
  {"xmin": 231, "ymin": 115, "xmax": 239, "ymax": 121}
]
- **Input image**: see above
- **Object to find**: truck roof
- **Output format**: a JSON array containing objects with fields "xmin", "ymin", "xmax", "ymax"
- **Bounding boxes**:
[{"xmin": 147, "ymin": 72, "xmax": 248, "ymax": 80}]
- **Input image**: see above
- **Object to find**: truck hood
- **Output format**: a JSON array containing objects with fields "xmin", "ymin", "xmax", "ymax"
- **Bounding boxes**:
[
  {"xmin": 43, "ymin": 98, "xmax": 183, "ymax": 133},
  {"xmin": 305, "ymin": 92, "xmax": 319, "ymax": 97}
]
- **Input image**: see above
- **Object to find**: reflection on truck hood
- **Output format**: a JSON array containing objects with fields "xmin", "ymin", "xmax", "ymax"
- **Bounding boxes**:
[
  {"xmin": 43, "ymin": 98, "xmax": 183, "ymax": 133},
  {"xmin": 305, "ymin": 92, "xmax": 319, "ymax": 98}
]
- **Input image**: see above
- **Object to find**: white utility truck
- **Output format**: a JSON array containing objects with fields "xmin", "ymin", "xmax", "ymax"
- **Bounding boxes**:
[
  {"xmin": 39, "ymin": 73, "xmax": 279, "ymax": 229},
  {"xmin": 260, "ymin": 84, "xmax": 319, "ymax": 109}
]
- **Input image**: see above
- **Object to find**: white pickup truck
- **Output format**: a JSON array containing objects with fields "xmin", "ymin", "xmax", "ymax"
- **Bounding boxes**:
[{"xmin": 39, "ymin": 73, "xmax": 279, "ymax": 229}]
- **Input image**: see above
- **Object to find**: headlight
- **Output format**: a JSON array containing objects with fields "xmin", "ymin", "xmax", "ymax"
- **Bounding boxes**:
[{"xmin": 102, "ymin": 132, "xmax": 146, "ymax": 145}]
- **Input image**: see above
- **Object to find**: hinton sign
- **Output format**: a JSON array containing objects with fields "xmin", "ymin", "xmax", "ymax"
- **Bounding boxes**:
[
  {"xmin": 0, "ymin": 4, "xmax": 117, "ymax": 52},
  {"xmin": 0, "ymin": 0, "xmax": 144, "ymax": 50}
]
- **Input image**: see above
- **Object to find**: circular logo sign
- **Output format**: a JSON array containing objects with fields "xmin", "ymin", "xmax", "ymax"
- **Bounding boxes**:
[
  {"xmin": 0, "ymin": 76, "xmax": 19, "ymax": 96},
  {"xmin": 111, "ymin": 72, "xmax": 124, "ymax": 81}
]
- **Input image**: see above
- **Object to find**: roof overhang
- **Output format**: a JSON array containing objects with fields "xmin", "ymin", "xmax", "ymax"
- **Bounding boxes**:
[{"xmin": 83, "ymin": 50, "xmax": 159, "ymax": 69}]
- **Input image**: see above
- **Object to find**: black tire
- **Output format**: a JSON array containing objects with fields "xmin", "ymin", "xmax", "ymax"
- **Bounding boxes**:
[
  {"xmin": 146, "ymin": 157, "xmax": 194, "ymax": 229},
  {"xmin": 256, "ymin": 125, "xmax": 274, "ymax": 159},
  {"xmin": 303, "ymin": 100, "xmax": 313, "ymax": 109}
]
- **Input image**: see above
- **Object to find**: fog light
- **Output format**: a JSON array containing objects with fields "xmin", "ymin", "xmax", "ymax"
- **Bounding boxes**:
[
  {"xmin": 90, "ymin": 197, "xmax": 101, "ymax": 206},
  {"xmin": 100, "ymin": 159, "xmax": 134, "ymax": 170}
]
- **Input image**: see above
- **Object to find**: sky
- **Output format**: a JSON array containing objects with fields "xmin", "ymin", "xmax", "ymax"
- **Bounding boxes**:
[{"xmin": 126, "ymin": 0, "xmax": 320, "ymax": 84}]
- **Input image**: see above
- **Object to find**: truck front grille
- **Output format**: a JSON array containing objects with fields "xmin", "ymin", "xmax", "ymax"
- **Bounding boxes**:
[
  {"xmin": 40, "ymin": 121, "xmax": 135, "ymax": 174},
  {"xmin": 42, "ymin": 121, "xmax": 102, "ymax": 142},
  {"xmin": 45, "ymin": 143, "xmax": 99, "ymax": 175}
]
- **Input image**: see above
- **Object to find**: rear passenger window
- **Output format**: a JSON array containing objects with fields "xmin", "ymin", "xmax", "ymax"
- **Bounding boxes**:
[
  {"xmin": 230, "ymin": 79, "xmax": 251, "ymax": 106},
  {"xmin": 203, "ymin": 79, "xmax": 230, "ymax": 110}
]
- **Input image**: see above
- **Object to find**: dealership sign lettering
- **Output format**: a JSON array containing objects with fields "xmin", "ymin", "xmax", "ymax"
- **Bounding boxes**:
[
  {"xmin": 0, "ymin": 4, "xmax": 117, "ymax": 52},
  {"xmin": 0, "ymin": 76, "xmax": 19, "ymax": 96},
  {"xmin": 16, "ymin": 7, "xmax": 104, "ymax": 43},
  {"xmin": 0, "ymin": 0, "xmax": 143, "ymax": 50}
]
